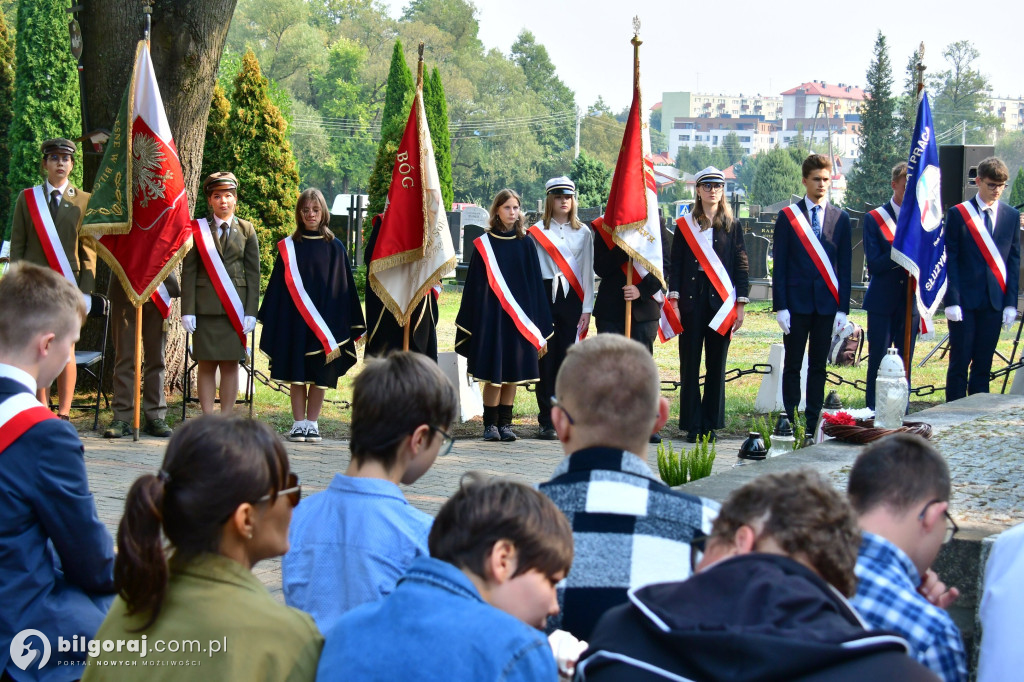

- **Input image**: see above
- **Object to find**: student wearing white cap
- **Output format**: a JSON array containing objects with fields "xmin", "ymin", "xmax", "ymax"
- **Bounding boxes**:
[
  {"xmin": 668, "ymin": 167, "xmax": 749, "ymax": 443},
  {"xmin": 527, "ymin": 177, "xmax": 595, "ymax": 439}
]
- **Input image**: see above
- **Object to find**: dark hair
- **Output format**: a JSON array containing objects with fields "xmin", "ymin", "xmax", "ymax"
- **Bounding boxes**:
[
  {"xmin": 847, "ymin": 433, "xmax": 951, "ymax": 516},
  {"xmin": 114, "ymin": 416, "xmax": 290, "ymax": 630},
  {"xmin": 977, "ymin": 156, "xmax": 1009, "ymax": 184},
  {"xmin": 710, "ymin": 469, "xmax": 860, "ymax": 596},
  {"xmin": 0, "ymin": 262, "xmax": 84, "ymax": 351},
  {"xmin": 349, "ymin": 352, "xmax": 458, "ymax": 469},
  {"xmin": 802, "ymin": 153, "xmax": 833, "ymax": 178},
  {"xmin": 293, "ymin": 187, "xmax": 335, "ymax": 241},
  {"xmin": 429, "ymin": 473, "xmax": 573, "ymax": 581},
  {"xmin": 891, "ymin": 161, "xmax": 908, "ymax": 183},
  {"xmin": 488, "ymin": 188, "xmax": 526, "ymax": 238}
]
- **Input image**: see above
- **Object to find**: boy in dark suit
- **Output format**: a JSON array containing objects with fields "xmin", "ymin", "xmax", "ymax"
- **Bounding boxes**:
[
  {"xmin": 772, "ymin": 154, "xmax": 851, "ymax": 439},
  {"xmin": 863, "ymin": 162, "xmax": 918, "ymax": 409},
  {"xmin": 0, "ymin": 263, "xmax": 114, "ymax": 678},
  {"xmin": 943, "ymin": 156, "xmax": 1021, "ymax": 400},
  {"xmin": 9, "ymin": 138, "xmax": 95, "ymax": 419}
]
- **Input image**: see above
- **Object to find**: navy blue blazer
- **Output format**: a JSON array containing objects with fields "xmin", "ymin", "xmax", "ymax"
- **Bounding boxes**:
[
  {"xmin": 862, "ymin": 201, "xmax": 913, "ymax": 315},
  {"xmin": 772, "ymin": 199, "xmax": 852, "ymax": 315},
  {"xmin": 944, "ymin": 198, "xmax": 1021, "ymax": 312},
  {"xmin": 669, "ymin": 219, "xmax": 750, "ymax": 315},
  {"xmin": 0, "ymin": 377, "xmax": 115, "ymax": 680}
]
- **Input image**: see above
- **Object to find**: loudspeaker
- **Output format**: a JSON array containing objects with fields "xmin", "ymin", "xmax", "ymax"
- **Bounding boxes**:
[{"xmin": 938, "ymin": 145, "xmax": 994, "ymax": 210}]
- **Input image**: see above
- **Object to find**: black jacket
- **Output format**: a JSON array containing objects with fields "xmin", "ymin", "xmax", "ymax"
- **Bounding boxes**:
[
  {"xmin": 669, "ymin": 217, "xmax": 750, "ymax": 315},
  {"xmin": 576, "ymin": 553, "xmax": 939, "ymax": 682},
  {"xmin": 591, "ymin": 222, "xmax": 666, "ymax": 323}
]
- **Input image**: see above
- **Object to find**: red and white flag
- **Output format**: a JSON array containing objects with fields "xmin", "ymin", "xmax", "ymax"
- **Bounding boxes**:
[
  {"xmin": 368, "ymin": 56, "xmax": 456, "ymax": 326},
  {"xmin": 81, "ymin": 40, "xmax": 192, "ymax": 305}
]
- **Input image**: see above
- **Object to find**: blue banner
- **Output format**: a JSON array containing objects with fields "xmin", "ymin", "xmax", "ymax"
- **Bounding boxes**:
[{"xmin": 891, "ymin": 92, "xmax": 946, "ymax": 324}]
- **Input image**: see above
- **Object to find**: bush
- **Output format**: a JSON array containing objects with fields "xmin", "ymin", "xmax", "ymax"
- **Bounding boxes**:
[{"xmin": 657, "ymin": 437, "xmax": 716, "ymax": 486}]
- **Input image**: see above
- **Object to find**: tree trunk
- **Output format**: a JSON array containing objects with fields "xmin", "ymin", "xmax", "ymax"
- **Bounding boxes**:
[{"xmin": 79, "ymin": 0, "xmax": 236, "ymax": 395}]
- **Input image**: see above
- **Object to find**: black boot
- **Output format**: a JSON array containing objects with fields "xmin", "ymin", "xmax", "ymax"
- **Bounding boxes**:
[
  {"xmin": 497, "ymin": 404, "xmax": 517, "ymax": 442},
  {"xmin": 482, "ymin": 405, "xmax": 499, "ymax": 441}
]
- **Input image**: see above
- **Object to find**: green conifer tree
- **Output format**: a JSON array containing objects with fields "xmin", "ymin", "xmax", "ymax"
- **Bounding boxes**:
[
  {"xmin": 0, "ymin": 9, "xmax": 15, "ymax": 241},
  {"xmin": 1010, "ymin": 168, "xmax": 1024, "ymax": 208},
  {"xmin": 751, "ymin": 147, "xmax": 803, "ymax": 207},
  {"xmin": 227, "ymin": 49, "xmax": 300, "ymax": 291},
  {"xmin": 5, "ymin": 0, "xmax": 81, "ymax": 240},
  {"xmin": 425, "ymin": 66, "xmax": 453, "ymax": 211},
  {"xmin": 199, "ymin": 83, "xmax": 232, "ymax": 196},
  {"xmin": 367, "ymin": 40, "xmax": 414, "ymax": 225}
]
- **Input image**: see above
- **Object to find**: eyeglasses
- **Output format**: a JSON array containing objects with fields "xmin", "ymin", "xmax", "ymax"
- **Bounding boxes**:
[
  {"xmin": 982, "ymin": 181, "xmax": 1006, "ymax": 192},
  {"xmin": 46, "ymin": 154, "xmax": 72, "ymax": 163},
  {"xmin": 550, "ymin": 396, "xmax": 574, "ymax": 425},
  {"xmin": 918, "ymin": 499, "xmax": 958, "ymax": 544},
  {"xmin": 699, "ymin": 182, "xmax": 724, "ymax": 192},
  {"xmin": 429, "ymin": 425, "xmax": 455, "ymax": 457},
  {"xmin": 300, "ymin": 207, "xmax": 321, "ymax": 215},
  {"xmin": 257, "ymin": 472, "xmax": 302, "ymax": 508}
]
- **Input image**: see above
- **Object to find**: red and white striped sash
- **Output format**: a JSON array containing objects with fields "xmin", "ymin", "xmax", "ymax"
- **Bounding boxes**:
[
  {"xmin": 658, "ymin": 298, "xmax": 682, "ymax": 342},
  {"xmin": 0, "ymin": 393, "xmax": 56, "ymax": 455},
  {"xmin": 278, "ymin": 237, "xmax": 341, "ymax": 360},
  {"xmin": 677, "ymin": 215, "xmax": 738, "ymax": 336},
  {"xmin": 474, "ymin": 236, "xmax": 547, "ymax": 351},
  {"xmin": 22, "ymin": 186, "xmax": 75, "ymax": 284},
  {"xmin": 151, "ymin": 283, "xmax": 172, "ymax": 319},
  {"xmin": 431, "ymin": 283, "xmax": 442, "ymax": 300},
  {"xmin": 956, "ymin": 200, "xmax": 1006, "ymax": 294},
  {"xmin": 782, "ymin": 204, "xmax": 839, "ymax": 304},
  {"xmin": 868, "ymin": 204, "xmax": 897, "ymax": 244},
  {"xmin": 527, "ymin": 223, "xmax": 585, "ymax": 302},
  {"xmin": 193, "ymin": 218, "xmax": 246, "ymax": 346}
]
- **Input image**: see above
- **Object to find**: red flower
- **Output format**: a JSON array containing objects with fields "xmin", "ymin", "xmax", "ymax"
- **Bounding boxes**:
[{"xmin": 822, "ymin": 411, "xmax": 855, "ymax": 426}]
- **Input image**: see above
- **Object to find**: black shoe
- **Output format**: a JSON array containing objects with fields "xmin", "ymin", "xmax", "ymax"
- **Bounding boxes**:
[
  {"xmin": 144, "ymin": 418, "xmax": 173, "ymax": 438},
  {"xmin": 58, "ymin": 414, "xmax": 71, "ymax": 422},
  {"xmin": 684, "ymin": 432, "xmax": 698, "ymax": 443},
  {"xmin": 537, "ymin": 426, "xmax": 557, "ymax": 440},
  {"xmin": 287, "ymin": 424, "xmax": 307, "ymax": 442},
  {"xmin": 304, "ymin": 423, "xmax": 322, "ymax": 443},
  {"xmin": 483, "ymin": 425, "xmax": 500, "ymax": 441},
  {"xmin": 499, "ymin": 425, "xmax": 518, "ymax": 442},
  {"xmin": 649, "ymin": 432, "xmax": 662, "ymax": 444},
  {"xmin": 104, "ymin": 420, "xmax": 131, "ymax": 439}
]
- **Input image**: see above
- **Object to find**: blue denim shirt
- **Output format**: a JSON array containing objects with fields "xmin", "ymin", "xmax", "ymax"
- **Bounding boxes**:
[
  {"xmin": 317, "ymin": 556, "xmax": 558, "ymax": 681},
  {"xmin": 283, "ymin": 474, "xmax": 432, "ymax": 634}
]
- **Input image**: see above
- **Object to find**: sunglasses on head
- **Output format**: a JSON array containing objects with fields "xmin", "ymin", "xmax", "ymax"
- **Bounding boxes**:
[{"xmin": 256, "ymin": 472, "xmax": 302, "ymax": 508}]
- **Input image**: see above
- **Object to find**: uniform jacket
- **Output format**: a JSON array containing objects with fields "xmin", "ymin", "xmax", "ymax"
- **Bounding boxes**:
[
  {"xmin": 669, "ymin": 218, "xmax": 750, "ymax": 315},
  {"xmin": 943, "ymin": 198, "xmax": 1020, "ymax": 312},
  {"xmin": 0, "ymin": 374, "xmax": 115, "ymax": 681},
  {"xmin": 592, "ymin": 223, "xmax": 664, "ymax": 323},
  {"xmin": 181, "ymin": 215, "xmax": 260, "ymax": 317},
  {"xmin": 10, "ymin": 184, "xmax": 96, "ymax": 294},
  {"xmin": 863, "ymin": 200, "xmax": 912, "ymax": 315},
  {"xmin": 772, "ymin": 198, "xmax": 852, "ymax": 315}
]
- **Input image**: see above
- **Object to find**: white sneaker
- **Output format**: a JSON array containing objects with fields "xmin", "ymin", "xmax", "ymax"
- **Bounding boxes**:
[
  {"xmin": 287, "ymin": 422, "xmax": 306, "ymax": 442},
  {"xmin": 304, "ymin": 421, "xmax": 322, "ymax": 443}
]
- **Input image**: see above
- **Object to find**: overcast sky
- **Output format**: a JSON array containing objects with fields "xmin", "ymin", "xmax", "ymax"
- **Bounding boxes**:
[{"xmin": 384, "ymin": 0, "xmax": 1023, "ymax": 112}]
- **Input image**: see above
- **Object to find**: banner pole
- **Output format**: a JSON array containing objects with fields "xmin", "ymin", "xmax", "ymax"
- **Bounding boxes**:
[
  {"xmin": 403, "ymin": 319, "xmax": 411, "ymax": 351},
  {"xmin": 625, "ymin": 257, "xmax": 633, "ymax": 339},
  {"xmin": 903, "ymin": 43, "xmax": 926, "ymax": 380},
  {"xmin": 133, "ymin": 304, "xmax": 142, "ymax": 441}
]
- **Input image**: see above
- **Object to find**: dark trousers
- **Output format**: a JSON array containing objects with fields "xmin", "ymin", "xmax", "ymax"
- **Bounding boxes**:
[
  {"xmin": 596, "ymin": 316, "xmax": 658, "ymax": 355},
  {"xmin": 783, "ymin": 311, "xmax": 833, "ymax": 434},
  {"xmin": 109, "ymin": 280, "xmax": 168, "ymax": 422},
  {"xmin": 946, "ymin": 306, "xmax": 1002, "ymax": 401},
  {"xmin": 536, "ymin": 282, "xmax": 583, "ymax": 428},
  {"xmin": 865, "ymin": 308, "xmax": 918, "ymax": 409},
  {"xmin": 678, "ymin": 276, "xmax": 731, "ymax": 435}
]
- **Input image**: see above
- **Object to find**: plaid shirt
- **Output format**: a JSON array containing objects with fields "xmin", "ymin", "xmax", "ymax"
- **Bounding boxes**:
[
  {"xmin": 538, "ymin": 446, "xmax": 719, "ymax": 641},
  {"xmin": 851, "ymin": 531, "xmax": 968, "ymax": 682}
]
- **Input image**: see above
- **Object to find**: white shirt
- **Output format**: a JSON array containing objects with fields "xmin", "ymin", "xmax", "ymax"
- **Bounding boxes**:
[
  {"xmin": 975, "ymin": 196, "xmax": 999, "ymax": 231},
  {"xmin": 0, "ymin": 363, "xmax": 38, "ymax": 394},
  {"xmin": 531, "ymin": 219, "xmax": 595, "ymax": 313},
  {"xmin": 45, "ymin": 180, "xmax": 69, "ymax": 202},
  {"xmin": 216, "ymin": 216, "xmax": 234, "ymax": 242},
  {"xmin": 889, "ymin": 196, "xmax": 901, "ymax": 220},
  {"xmin": 803, "ymin": 196, "xmax": 827, "ymax": 230},
  {"xmin": 978, "ymin": 522, "xmax": 1024, "ymax": 682}
]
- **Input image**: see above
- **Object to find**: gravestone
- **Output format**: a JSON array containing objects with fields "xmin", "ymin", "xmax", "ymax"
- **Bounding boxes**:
[{"xmin": 744, "ymin": 232, "xmax": 770, "ymax": 280}]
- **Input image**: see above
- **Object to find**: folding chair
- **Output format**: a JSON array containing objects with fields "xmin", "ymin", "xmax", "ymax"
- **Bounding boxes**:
[
  {"xmin": 181, "ymin": 327, "xmax": 256, "ymax": 420},
  {"xmin": 74, "ymin": 293, "xmax": 111, "ymax": 430}
]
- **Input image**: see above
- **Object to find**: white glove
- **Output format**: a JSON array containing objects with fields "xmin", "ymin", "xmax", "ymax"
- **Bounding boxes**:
[
  {"xmin": 1003, "ymin": 307, "xmax": 1017, "ymax": 330},
  {"xmin": 181, "ymin": 315, "xmax": 196, "ymax": 334},
  {"xmin": 832, "ymin": 311, "xmax": 848, "ymax": 336},
  {"xmin": 243, "ymin": 316, "xmax": 257, "ymax": 334},
  {"xmin": 944, "ymin": 306, "xmax": 963, "ymax": 323},
  {"xmin": 776, "ymin": 309, "xmax": 791, "ymax": 335},
  {"xmin": 81, "ymin": 292, "xmax": 92, "ymax": 315},
  {"xmin": 548, "ymin": 629, "xmax": 588, "ymax": 682}
]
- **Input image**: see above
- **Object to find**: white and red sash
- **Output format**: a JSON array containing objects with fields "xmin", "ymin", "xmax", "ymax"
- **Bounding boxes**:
[
  {"xmin": 956, "ymin": 200, "xmax": 1007, "ymax": 294},
  {"xmin": 677, "ymin": 215, "xmax": 738, "ymax": 336},
  {"xmin": 151, "ymin": 283, "xmax": 172, "ymax": 319},
  {"xmin": 193, "ymin": 218, "xmax": 246, "ymax": 346},
  {"xmin": 431, "ymin": 283, "xmax": 442, "ymax": 300},
  {"xmin": 278, "ymin": 237, "xmax": 342, "ymax": 361},
  {"xmin": 868, "ymin": 204, "xmax": 897, "ymax": 244},
  {"xmin": 22, "ymin": 186, "xmax": 75, "ymax": 284},
  {"xmin": 0, "ymin": 393, "xmax": 57, "ymax": 455},
  {"xmin": 475, "ymin": 236, "xmax": 547, "ymax": 352},
  {"xmin": 781, "ymin": 204, "xmax": 840, "ymax": 304},
  {"xmin": 527, "ymin": 223, "xmax": 586, "ymax": 303},
  {"xmin": 658, "ymin": 299, "xmax": 682, "ymax": 342}
]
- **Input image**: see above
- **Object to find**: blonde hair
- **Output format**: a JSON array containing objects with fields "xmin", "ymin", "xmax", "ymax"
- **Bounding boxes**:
[
  {"xmin": 0, "ymin": 263, "xmax": 85, "ymax": 351},
  {"xmin": 692, "ymin": 186, "xmax": 734, "ymax": 231},
  {"xmin": 541, "ymin": 193, "xmax": 582, "ymax": 230},
  {"xmin": 488, "ymin": 188, "xmax": 526, "ymax": 239},
  {"xmin": 292, "ymin": 188, "xmax": 335, "ymax": 242}
]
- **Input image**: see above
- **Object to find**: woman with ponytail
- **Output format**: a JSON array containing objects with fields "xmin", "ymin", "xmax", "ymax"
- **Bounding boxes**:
[{"xmin": 83, "ymin": 416, "xmax": 323, "ymax": 680}]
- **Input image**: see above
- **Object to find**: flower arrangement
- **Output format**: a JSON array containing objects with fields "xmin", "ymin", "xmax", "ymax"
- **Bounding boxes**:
[{"xmin": 821, "ymin": 410, "xmax": 855, "ymax": 426}]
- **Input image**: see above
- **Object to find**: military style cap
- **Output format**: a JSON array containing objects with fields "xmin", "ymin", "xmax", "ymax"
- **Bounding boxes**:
[
  {"xmin": 694, "ymin": 166, "xmax": 725, "ymax": 185},
  {"xmin": 41, "ymin": 138, "xmax": 77, "ymax": 156},
  {"xmin": 203, "ymin": 171, "xmax": 239, "ymax": 195},
  {"xmin": 545, "ymin": 176, "xmax": 576, "ymax": 195}
]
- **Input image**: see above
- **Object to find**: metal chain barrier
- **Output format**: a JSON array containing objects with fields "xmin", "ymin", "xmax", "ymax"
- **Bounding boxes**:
[{"xmin": 659, "ymin": 363, "xmax": 773, "ymax": 392}]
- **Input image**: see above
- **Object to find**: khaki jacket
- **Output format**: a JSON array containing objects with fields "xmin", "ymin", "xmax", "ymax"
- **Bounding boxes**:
[
  {"xmin": 181, "ymin": 215, "xmax": 260, "ymax": 316},
  {"xmin": 10, "ymin": 184, "xmax": 96, "ymax": 293}
]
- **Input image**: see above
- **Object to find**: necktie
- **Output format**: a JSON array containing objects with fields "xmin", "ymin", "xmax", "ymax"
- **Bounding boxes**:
[
  {"xmin": 49, "ymin": 190, "xmax": 60, "ymax": 218},
  {"xmin": 983, "ymin": 208, "xmax": 993, "ymax": 235},
  {"xmin": 811, "ymin": 206, "xmax": 821, "ymax": 239},
  {"xmin": 220, "ymin": 224, "xmax": 229, "ymax": 250}
]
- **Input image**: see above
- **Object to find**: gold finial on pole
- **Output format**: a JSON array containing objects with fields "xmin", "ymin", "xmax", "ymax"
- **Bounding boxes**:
[
  {"xmin": 630, "ymin": 17, "xmax": 642, "ymax": 88},
  {"xmin": 417, "ymin": 42, "xmax": 425, "ymax": 89},
  {"xmin": 915, "ymin": 42, "xmax": 926, "ymax": 97}
]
